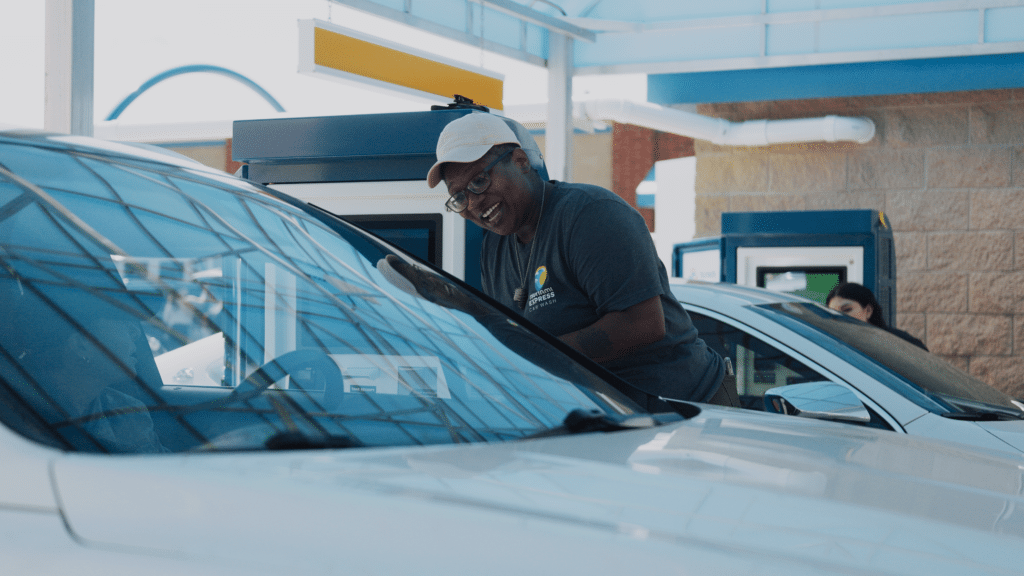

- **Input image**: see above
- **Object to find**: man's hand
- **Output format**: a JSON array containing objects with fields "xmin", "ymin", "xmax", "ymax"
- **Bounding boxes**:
[{"xmin": 377, "ymin": 255, "xmax": 487, "ymax": 316}]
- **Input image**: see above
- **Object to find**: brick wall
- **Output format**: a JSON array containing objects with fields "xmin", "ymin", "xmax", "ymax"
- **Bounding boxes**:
[
  {"xmin": 694, "ymin": 89, "xmax": 1024, "ymax": 398},
  {"xmin": 535, "ymin": 128, "xmax": 689, "ymax": 230},
  {"xmin": 610, "ymin": 124, "xmax": 695, "ymax": 231},
  {"xmin": 225, "ymin": 138, "xmax": 242, "ymax": 175}
]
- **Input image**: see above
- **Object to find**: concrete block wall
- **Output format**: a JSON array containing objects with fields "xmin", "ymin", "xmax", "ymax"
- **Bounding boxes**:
[
  {"xmin": 534, "ymin": 131, "xmax": 614, "ymax": 194},
  {"xmin": 695, "ymin": 89, "xmax": 1024, "ymax": 398}
]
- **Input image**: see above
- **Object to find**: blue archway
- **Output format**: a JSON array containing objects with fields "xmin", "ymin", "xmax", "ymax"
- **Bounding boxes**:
[{"xmin": 106, "ymin": 64, "xmax": 285, "ymax": 121}]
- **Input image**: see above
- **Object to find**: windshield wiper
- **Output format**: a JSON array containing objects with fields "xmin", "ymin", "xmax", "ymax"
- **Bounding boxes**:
[
  {"xmin": 525, "ymin": 408, "xmax": 671, "ymax": 439},
  {"xmin": 940, "ymin": 410, "xmax": 1024, "ymax": 422},
  {"xmin": 264, "ymin": 431, "xmax": 363, "ymax": 450},
  {"xmin": 935, "ymin": 395, "xmax": 1024, "ymax": 421}
]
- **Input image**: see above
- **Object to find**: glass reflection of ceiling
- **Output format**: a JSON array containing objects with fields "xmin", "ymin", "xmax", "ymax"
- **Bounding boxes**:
[{"xmin": 0, "ymin": 140, "xmax": 604, "ymax": 452}]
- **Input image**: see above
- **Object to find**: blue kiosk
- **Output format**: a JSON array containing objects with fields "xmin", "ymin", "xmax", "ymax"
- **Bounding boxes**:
[{"xmin": 674, "ymin": 210, "xmax": 896, "ymax": 325}]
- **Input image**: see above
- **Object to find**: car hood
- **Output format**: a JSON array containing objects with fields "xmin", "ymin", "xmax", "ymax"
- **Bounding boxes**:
[
  {"xmin": 51, "ymin": 408, "xmax": 1024, "ymax": 575},
  {"xmin": 977, "ymin": 418, "xmax": 1024, "ymax": 454}
]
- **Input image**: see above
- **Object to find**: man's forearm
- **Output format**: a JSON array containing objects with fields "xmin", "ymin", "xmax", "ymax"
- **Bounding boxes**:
[{"xmin": 558, "ymin": 296, "xmax": 666, "ymax": 363}]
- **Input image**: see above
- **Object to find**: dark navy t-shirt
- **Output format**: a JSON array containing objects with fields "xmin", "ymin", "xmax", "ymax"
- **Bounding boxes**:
[{"xmin": 480, "ymin": 181, "xmax": 723, "ymax": 409}]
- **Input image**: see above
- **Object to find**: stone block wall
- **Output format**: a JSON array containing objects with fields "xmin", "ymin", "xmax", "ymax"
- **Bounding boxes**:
[
  {"xmin": 534, "ymin": 131, "xmax": 614, "ymax": 193},
  {"xmin": 695, "ymin": 89, "xmax": 1024, "ymax": 398}
]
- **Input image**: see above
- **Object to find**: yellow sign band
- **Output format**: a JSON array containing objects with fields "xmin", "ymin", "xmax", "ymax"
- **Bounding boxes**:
[{"xmin": 312, "ymin": 26, "xmax": 504, "ymax": 111}]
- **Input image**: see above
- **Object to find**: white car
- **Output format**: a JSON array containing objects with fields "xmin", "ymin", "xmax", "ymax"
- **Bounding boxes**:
[
  {"xmin": 672, "ymin": 281, "xmax": 1024, "ymax": 456},
  {"xmin": 1, "ymin": 128, "xmax": 1023, "ymax": 575}
]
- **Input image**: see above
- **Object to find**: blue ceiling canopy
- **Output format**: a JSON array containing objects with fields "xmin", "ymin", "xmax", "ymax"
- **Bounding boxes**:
[{"xmin": 333, "ymin": 0, "xmax": 1024, "ymax": 103}]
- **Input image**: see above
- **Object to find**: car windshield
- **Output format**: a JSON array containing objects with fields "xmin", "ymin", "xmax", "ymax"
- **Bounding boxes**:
[
  {"xmin": 0, "ymin": 137, "xmax": 641, "ymax": 454},
  {"xmin": 753, "ymin": 302, "xmax": 1020, "ymax": 416}
]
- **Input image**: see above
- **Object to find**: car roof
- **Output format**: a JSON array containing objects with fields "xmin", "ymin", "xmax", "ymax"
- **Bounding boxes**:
[
  {"xmin": 0, "ymin": 128, "xmax": 223, "ymax": 174},
  {"xmin": 669, "ymin": 280, "xmax": 815, "ymax": 309}
]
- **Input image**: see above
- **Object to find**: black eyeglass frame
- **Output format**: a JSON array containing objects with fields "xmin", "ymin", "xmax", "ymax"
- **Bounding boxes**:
[{"xmin": 443, "ymin": 148, "xmax": 516, "ymax": 213}]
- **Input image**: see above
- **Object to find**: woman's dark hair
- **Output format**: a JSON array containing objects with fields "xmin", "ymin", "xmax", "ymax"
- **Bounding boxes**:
[{"xmin": 825, "ymin": 282, "xmax": 887, "ymax": 329}]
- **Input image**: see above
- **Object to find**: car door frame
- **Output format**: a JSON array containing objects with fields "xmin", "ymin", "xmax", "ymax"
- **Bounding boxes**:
[{"xmin": 682, "ymin": 301, "xmax": 915, "ymax": 434}]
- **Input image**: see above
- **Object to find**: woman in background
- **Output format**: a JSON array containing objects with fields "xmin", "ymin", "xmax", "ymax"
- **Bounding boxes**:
[{"xmin": 826, "ymin": 282, "xmax": 928, "ymax": 351}]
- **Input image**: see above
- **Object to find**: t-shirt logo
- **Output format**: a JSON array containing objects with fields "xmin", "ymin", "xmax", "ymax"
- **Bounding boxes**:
[
  {"xmin": 527, "ymin": 265, "xmax": 556, "ymax": 311},
  {"xmin": 534, "ymin": 266, "xmax": 548, "ymax": 291}
]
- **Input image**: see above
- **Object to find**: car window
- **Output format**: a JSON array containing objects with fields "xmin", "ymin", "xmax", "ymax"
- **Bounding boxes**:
[
  {"xmin": 0, "ymin": 140, "xmax": 642, "ymax": 454},
  {"xmin": 753, "ymin": 302, "xmax": 1020, "ymax": 417},
  {"xmin": 689, "ymin": 310, "xmax": 828, "ymax": 410}
]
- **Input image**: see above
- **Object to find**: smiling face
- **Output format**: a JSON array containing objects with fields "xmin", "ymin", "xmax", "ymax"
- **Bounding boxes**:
[
  {"xmin": 443, "ymin": 147, "xmax": 542, "ymax": 241},
  {"xmin": 828, "ymin": 296, "xmax": 873, "ymax": 323}
]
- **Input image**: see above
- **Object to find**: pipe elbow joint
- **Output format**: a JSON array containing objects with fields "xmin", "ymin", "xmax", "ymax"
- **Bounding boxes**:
[{"xmin": 842, "ymin": 115, "xmax": 876, "ymax": 144}]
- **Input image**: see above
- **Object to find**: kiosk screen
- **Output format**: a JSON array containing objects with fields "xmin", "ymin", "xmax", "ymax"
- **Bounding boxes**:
[
  {"xmin": 345, "ymin": 214, "xmax": 442, "ymax": 266},
  {"xmin": 757, "ymin": 267, "xmax": 846, "ymax": 305}
]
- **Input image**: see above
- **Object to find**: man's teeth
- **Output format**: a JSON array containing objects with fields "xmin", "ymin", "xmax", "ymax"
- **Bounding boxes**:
[{"xmin": 482, "ymin": 204, "xmax": 498, "ymax": 219}]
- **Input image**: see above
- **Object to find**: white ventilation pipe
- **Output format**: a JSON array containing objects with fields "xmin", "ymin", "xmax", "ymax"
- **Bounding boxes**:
[{"xmin": 579, "ymin": 99, "xmax": 875, "ymax": 146}]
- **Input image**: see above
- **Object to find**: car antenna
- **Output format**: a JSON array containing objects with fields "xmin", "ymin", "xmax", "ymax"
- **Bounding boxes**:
[{"xmin": 431, "ymin": 95, "xmax": 490, "ymax": 112}]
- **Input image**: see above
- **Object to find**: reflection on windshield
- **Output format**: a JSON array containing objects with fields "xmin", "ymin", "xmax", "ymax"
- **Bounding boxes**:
[
  {"xmin": 0, "ymin": 140, "xmax": 638, "ymax": 454},
  {"xmin": 755, "ymin": 302, "xmax": 1019, "ymax": 415}
]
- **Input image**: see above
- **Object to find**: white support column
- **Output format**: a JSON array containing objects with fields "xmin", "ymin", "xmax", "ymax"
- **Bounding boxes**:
[
  {"xmin": 545, "ymin": 32, "xmax": 573, "ymax": 182},
  {"xmin": 45, "ymin": 0, "xmax": 94, "ymax": 136}
]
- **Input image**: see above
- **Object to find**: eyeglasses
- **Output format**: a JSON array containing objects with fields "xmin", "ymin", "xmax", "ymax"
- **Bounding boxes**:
[{"xmin": 444, "ymin": 148, "xmax": 515, "ymax": 213}]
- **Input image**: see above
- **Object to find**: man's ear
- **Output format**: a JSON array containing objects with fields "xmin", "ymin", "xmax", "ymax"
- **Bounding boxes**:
[
  {"xmin": 511, "ymin": 148, "xmax": 531, "ymax": 173},
  {"xmin": 864, "ymin": 304, "xmax": 874, "ymax": 319}
]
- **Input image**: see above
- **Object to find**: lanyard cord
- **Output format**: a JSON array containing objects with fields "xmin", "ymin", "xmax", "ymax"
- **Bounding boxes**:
[{"xmin": 512, "ymin": 184, "xmax": 546, "ymax": 310}]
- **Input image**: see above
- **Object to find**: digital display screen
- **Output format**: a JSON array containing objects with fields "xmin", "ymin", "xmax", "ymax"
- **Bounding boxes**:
[
  {"xmin": 343, "ymin": 214, "xmax": 442, "ymax": 266},
  {"xmin": 756, "ymin": 266, "xmax": 846, "ymax": 305}
]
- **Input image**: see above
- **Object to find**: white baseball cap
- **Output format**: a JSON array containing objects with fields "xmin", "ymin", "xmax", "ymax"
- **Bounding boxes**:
[{"xmin": 426, "ymin": 113, "xmax": 520, "ymax": 189}]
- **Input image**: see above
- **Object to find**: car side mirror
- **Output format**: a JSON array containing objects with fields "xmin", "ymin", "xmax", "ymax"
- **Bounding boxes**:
[{"xmin": 763, "ymin": 382, "xmax": 871, "ymax": 424}]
